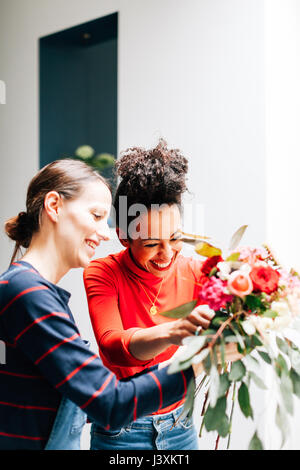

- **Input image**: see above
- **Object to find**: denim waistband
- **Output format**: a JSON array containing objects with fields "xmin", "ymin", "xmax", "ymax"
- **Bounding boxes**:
[{"xmin": 130, "ymin": 405, "xmax": 186, "ymax": 427}]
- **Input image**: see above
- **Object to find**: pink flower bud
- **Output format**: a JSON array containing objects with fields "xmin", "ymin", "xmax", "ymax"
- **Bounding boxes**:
[{"xmin": 227, "ymin": 270, "xmax": 253, "ymax": 297}]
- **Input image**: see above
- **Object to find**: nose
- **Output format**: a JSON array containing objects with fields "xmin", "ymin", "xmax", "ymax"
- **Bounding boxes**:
[
  {"xmin": 159, "ymin": 242, "xmax": 173, "ymax": 261},
  {"xmin": 96, "ymin": 221, "xmax": 110, "ymax": 242}
]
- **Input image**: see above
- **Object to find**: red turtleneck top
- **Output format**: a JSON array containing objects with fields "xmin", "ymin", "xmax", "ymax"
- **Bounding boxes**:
[{"xmin": 83, "ymin": 248, "xmax": 204, "ymax": 415}]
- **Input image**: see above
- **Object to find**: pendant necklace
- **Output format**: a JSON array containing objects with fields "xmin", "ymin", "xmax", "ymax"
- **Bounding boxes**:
[{"xmin": 138, "ymin": 278, "xmax": 164, "ymax": 316}]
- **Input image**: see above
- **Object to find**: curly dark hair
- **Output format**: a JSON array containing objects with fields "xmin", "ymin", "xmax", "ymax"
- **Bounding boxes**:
[{"xmin": 113, "ymin": 139, "xmax": 189, "ymax": 235}]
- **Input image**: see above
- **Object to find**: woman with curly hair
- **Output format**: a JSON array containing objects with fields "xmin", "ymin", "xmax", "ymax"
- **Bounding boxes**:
[{"xmin": 83, "ymin": 139, "xmax": 228, "ymax": 450}]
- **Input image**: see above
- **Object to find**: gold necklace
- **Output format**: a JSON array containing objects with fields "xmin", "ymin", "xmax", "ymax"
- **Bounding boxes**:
[{"xmin": 138, "ymin": 278, "xmax": 164, "ymax": 316}]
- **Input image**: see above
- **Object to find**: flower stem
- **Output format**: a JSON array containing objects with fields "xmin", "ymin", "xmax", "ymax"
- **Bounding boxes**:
[{"xmin": 227, "ymin": 382, "xmax": 236, "ymax": 450}]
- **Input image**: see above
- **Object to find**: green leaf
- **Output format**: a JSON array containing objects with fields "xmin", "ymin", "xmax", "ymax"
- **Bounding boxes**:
[
  {"xmin": 167, "ymin": 356, "xmax": 193, "ymax": 375},
  {"xmin": 275, "ymin": 354, "xmax": 289, "ymax": 377},
  {"xmin": 192, "ymin": 347, "xmax": 210, "ymax": 365},
  {"xmin": 288, "ymin": 348, "xmax": 300, "ymax": 375},
  {"xmin": 253, "ymin": 334, "xmax": 263, "ymax": 347},
  {"xmin": 280, "ymin": 372, "xmax": 294, "ymax": 415},
  {"xmin": 238, "ymin": 382, "xmax": 253, "ymax": 419},
  {"xmin": 228, "ymin": 225, "xmax": 248, "ymax": 252},
  {"xmin": 208, "ymin": 267, "xmax": 218, "ymax": 277},
  {"xmin": 204, "ymin": 397, "xmax": 230, "ymax": 437},
  {"xmin": 276, "ymin": 404, "xmax": 289, "ymax": 448},
  {"xmin": 257, "ymin": 350, "xmax": 272, "ymax": 364},
  {"xmin": 276, "ymin": 336, "xmax": 289, "ymax": 355},
  {"xmin": 248, "ymin": 431, "xmax": 264, "ymax": 450},
  {"xmin": 290, "ymin": 368, "xmax": 300, "ymax": 398},
  {"xmin": 245, "ymin": 295, "xmax": 265, "ymax": 312},
  {"xmin": 249, "ymin": 371, "xmax": 268, "ymax": 390},
  {"xmin": 203, "ymin": 353, "xmax": 211, "ymax": 374},
  {"xmin": 244, "ymin": 354, "xmax": 260, "ymax": 372},
  {"xmin": 160, "ymin": 299, "xmax": 197, "ymax": 319},
  {"xmin": 218, "ymin": 373, "xmax": 230, "ymax": 398},
  {"xmin": 228, "ymin": 360, "xmax": 246, "ymax": 382},
  {"xmin": 181, "ymin": 379, "xmax": 196, "ymax": 420},
  {"xmin": 224, "ymin": 335, "xmax": 240, "ymax": 343},
  {"xmin": 177, "ymin": 336, "xmax": 208, "ymax": 362}
]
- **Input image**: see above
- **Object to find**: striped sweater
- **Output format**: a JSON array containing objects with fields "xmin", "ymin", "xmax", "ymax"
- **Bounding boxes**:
[{"xmin": 0, "ymin": 261, "xmax": 193, "ymax": 450}]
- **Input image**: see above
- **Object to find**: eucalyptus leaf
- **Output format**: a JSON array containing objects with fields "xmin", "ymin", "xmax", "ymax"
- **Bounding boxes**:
[
  {"xmin": 180, "ymin": 378, "xmax": 196, "ymax": 420},
  {"xmin": 167, "ymin": 357, "xmax": 193, "ymax": 375},
  {"xmin": 290, "ymin": 368, "xmax": 300, "ymax": 398},
  {"xmin": 209, "ymin": 363, "xmax": 220, "ymax": 408},
  {"xmin": 257, "ymin": 350, "xmax": 272, "ymax": 364},
  {"xmin": 203, "ymin": 353, "xmax": 211, "ymax": 374},
  {"xmin": 253, "ymin": 334, "xmax": 263, "ymax": 347},
  {"xmin": 204, "ymin": 397, "xmax": 230, "ymax": 437},
  {"xmin": 288, "ymin": 348, "xmax": 300, "ymax": 375},
  {"xmin": 275, "ymin": 404, "xmax": 290, "ymax": 448},
  {"xmin": 228, "ymin": 360, "xmax": 246, "ymax": 382},
  {"xmin": 238, "ymin": 382, "xmax": 253, "ymax": 419},
  {"xmin": 280, "ymin": 372, "xmax": 294, "ymax": 415},
  {"xmin": 224, "ymin": 335, "xmax": 240, "ymax": 343},
  {"xmin": 248, "ymin": 431, "xmax": 264, "ymax": 450},
  {"xmin": 244, "ymin": 354, "xmax": 260, "ymax": 372},
  {"xmin": 192, "ymin": 347, "xmax": 210, "ymax": 364},
  {"xmin": 249, "ymin": 371, "xmax": 268, "ymax": 390},
  {"xmin": 218, "ymin": 373, "xmax": 230, "ymax": 398},
  {"xmin": 276, "ymin": 336, "xmax": 289, "ymax": 355},
  {"xmin": 275, "ymin": 354, "xmax": 289, "ymax": 377},
  {"xmin": 228, "ymin": 225, "xmax": 248, "ymax": 252},
  {"xmin": 160, "ymin": 299, "xmax": 197, "ymax": 319},
  {"xmin": 178, "ymin": 336, "xmax": 208, "ymax": 362}
]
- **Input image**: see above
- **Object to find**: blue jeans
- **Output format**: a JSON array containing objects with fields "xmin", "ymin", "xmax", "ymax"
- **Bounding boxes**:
[
  {"xmin": 90, "ymin": 405, "xmax": 199, "ymax": 450},
  {"xmin": 44, "ymin": 396, "xmax": 87, "ymax": 450}
]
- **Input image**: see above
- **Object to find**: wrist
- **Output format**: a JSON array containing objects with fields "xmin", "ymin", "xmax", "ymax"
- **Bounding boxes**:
[{"xmin": 158, "ymin": 322, "xmax": 174, "ymax": 346}]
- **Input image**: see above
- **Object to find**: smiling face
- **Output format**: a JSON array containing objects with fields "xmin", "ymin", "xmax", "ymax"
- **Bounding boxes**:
[
  {"xmin": 124, "ymin": 204, "xmax": 183, "ymax": 278},
  {"xmin": 56, "ymin": 180, "xmax": 112, "ymax": 270}
]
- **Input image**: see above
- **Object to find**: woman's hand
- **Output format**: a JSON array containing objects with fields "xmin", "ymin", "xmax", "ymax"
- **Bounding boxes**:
[
  {"xmin": 166, "ymin": 305, "xmax": 215, "ymax": 346},
  {"xmin": 130, "ymin": 305, "xmax": 215, "ymax": 362}
]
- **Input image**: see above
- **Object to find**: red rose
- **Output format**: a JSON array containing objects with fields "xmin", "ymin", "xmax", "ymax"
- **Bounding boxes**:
[
  {"xmin": 249, "ymin": 265, "xmax": 279, "ymax": 294},
  {"xmin": 201, "ymin": 256, "xmax": 223, "ymax": 276}
]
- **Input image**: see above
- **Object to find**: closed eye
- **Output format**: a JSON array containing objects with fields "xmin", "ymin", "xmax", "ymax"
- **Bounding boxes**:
[{"xmin": 93, "ymin": 213, "xmax": 104, "ymax": 220}]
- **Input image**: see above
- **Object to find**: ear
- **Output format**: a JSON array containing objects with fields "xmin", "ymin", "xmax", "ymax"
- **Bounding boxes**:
[
  {"xmin": 116, "ymin": 227, "xmax": 130, "ymax": 248},
  {"xmin": 43, "ymin": 191, "xmax": 62, "ymax": 223}
]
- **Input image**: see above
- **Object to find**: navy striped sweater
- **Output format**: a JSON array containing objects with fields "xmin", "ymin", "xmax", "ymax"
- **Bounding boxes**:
[{"xmin": 0, "ymin": 261, "xmax": 193, "ymax": 450}]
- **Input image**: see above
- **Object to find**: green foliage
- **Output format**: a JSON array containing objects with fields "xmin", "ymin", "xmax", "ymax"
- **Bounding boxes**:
[
  {"xmin": 238, "ymin": 382, "xmax": 253, "ymax": 419},
  {"xmin": 204, "ymin": 397, "xmax": 230, "ymax": 437},
  {"xmin": 160, "ymin": 300, "xmax": 197, "ymax": 319},
  {"xmin": 228, "ymin": 360, "xmax": 246, "ymax": 382},
  {"xmin": 248, "ymin": 431, "xmax": 264, "ymax": 450}
]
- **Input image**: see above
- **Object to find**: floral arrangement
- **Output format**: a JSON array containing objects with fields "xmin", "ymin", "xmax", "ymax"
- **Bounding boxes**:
[
  {"xmin": 73, "ymin": 145, "xmax": 115, "ymax": 172},
  {"xmin": 161, "ymin": 226, "xmax": 300, "ymax": 450}
]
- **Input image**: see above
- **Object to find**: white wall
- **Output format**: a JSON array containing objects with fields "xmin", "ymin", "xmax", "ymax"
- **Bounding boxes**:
[
  {"xmin": 0, "ymin": 0, "xmax": 274, "ymax": 450},
  {"xmin": 265, "ymin": 0, "xmax": 300, "ymax": 449}
]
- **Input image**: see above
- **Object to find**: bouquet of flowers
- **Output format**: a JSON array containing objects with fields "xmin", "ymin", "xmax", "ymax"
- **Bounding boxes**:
[{"xmin": 161, "ymin": 226, "xmax": 300, "ymax": 450}]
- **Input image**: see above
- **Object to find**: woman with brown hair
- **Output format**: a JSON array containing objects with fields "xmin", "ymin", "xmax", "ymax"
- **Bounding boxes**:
[
  {"xmin": 84, "ymin": 140, "xmax": 238, "ymax": 450},
  {"xmin": 0, "ymin": 158, "xmax": 203, "ymax": 450}
]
